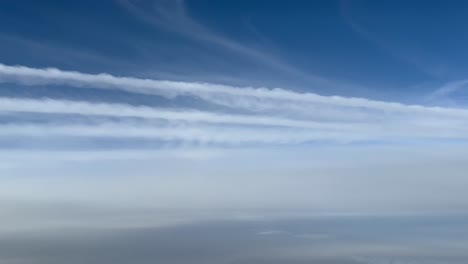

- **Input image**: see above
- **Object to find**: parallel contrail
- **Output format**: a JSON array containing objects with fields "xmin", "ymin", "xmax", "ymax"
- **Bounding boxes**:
[
  {"xmin": 1, "ymin": 63, "xmax": 468, "ymax": 117},
  {"xmin": 2, "ymin": 63, "xmax": 468, "ymax": 144},
  {"xmin": 0, "ymin": 97, "xmax": 361, "ymax": 130}
]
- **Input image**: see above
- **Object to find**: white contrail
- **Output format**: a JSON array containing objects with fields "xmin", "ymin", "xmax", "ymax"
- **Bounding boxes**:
[
  {"xmin": 3, "ymin": 97, "xmax": 467, "ymax": 141},
  {"xmin": 0, "ymin": 97, "xmax": 361, "ymax": 130},
  {"xmin": 1, "ymin": 63, "xmax": 468, "ymax": 117}
]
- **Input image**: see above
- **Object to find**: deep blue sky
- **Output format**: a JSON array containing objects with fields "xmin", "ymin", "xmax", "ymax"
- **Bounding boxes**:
[{"xmin": 2, "ymin": 0, "xmax": 468, "ymax": 102}]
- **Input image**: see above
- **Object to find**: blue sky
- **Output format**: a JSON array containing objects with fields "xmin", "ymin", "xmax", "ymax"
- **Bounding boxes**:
[
  {"xmin": 2, "ymin": 0, "xmax": 468, "ymax": 101},
  {"xmin": 2, "ymin": 1, "xmax": 468, "ymax": 263}
]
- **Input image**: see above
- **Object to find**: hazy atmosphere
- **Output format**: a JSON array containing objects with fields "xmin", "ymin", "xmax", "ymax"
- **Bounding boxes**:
[{"xmin": 2, "ymin": 1, "xmax": 468, "ymax": 263}]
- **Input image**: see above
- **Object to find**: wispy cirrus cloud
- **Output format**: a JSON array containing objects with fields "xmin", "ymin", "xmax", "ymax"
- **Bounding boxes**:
[{"xmin": 117, "ymin": 0, "xmax": 329, "ymax": 86}]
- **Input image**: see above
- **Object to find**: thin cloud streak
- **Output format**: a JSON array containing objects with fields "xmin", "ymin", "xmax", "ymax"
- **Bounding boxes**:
[
  {"xmin": 117, "ymin": 0, "xmax": 332, "ymax": 86},
  {"xmin": 427, "ymin": 79, "xmax": 468, "ymax": 100}
]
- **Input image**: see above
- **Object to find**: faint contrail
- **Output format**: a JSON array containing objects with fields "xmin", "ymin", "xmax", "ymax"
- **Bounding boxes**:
[{"xmin": 0, "ymin": 122, "xmax": 371, "ymax": 144}]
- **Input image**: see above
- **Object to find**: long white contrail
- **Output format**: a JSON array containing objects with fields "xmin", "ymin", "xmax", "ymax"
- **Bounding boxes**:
[
  {"xmin": 0, "ymin": 97, "xmax": 361, "ymax": 130},
  {"xmin": 1, "ymin": 63, "xmax": 468, "ymax": 117},
  {"xmin": 3, "ymin": 97, "xmax": 467, "ymax": 138}
]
